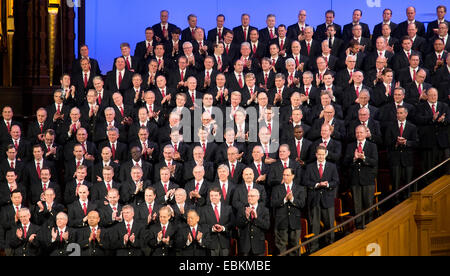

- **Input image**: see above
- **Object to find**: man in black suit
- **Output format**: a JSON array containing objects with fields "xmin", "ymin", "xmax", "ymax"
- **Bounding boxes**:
[
  {"xmin": 112, "ymin": 42, "xmax": 142, "ymax": 74},
  {"xmin": 232, "ymin": 168, "xmax": 267, "ymax": 211},
  {"xmin": 221, "ymin": 146, "xmax": 246, "ymax": 187},
  {"xmin": 105, "ymin": 57, "xmax": 133, "ymax": 94},
  {"xmin": 271, "ymin": 167, "xmax": 306, "ymax": 255},
  {"xmin": 405, "ymin": 69, "xmax": 433, "ymax": 106},
  {"xmin": 415, "ymin": 88, "xmax": 450, "ymax": 178},
  {"xmin": 377, "ymin": 87, "xmax": 416, "ymax": 131},
  {"xmin": 176, "ymin": 209, "xmax": 208, "ymax": 256},
  {"xmin": 0, "ymin": 145, "xmax": 25, "ymax": 184},
  {"xmin": 211, "ymin": 164, "xmax": 237, "ymax": 207},
  {"xmin": 0, "ymin": 106, "xmax": 22, "ymax": 147},
  {"xmin": 309, "ymin": 105, "xmax": 346, "ymax": 142},
  {"xmin": 364, "ymin": 36, "xmax": 394, "ymax": 72},
  {"xmin": 90, "ymin": 165, "xmax": 121, "ymax": 205},
  {"xmin": 314, "ymin": 9, "xmax": 342, "ymax": 42},
  {"xmin": 134, "ymin": 187, "xmax": 161, "ymax": 229},
  {"xmin": 72, "ymin": 57, "xmax": 96, "ymax": 105},
  {"xmin": 181, "ymin": 14, "xmax": 199, "ymax": 44},
  {"xmin": 342, "ymin": 9, "xmax": 371, "ymax": 41},
  {"xmin": 23, "ymin": 144, "xmax": 56, "ymax": 191},
  {"xmin": 71, "ymin": 44, "xmax": 101, "ymax": 76},
  {"xmin": 152, "ymin": 10, "xmax": 178, "ymax": 42},
  {"xmin": 134, "ymin": 27, "xmax": 158, "ymax": 66},
  {"xmin": 394, "ymin": 6, "xmax": 426, "ymax": 39},
  {"xmin": 0, "ymin": 170, "xmax": 27, "ymax": 207},
  {"xmin": 184, "ymin": 165, "xmax": 211, "ymax": 208},
  {"xmin": 93, "ymin": 107, "xmax": 127, "ymax": 145},
  {"xmin": 32, "ymin": 188, "xmax": 64, "ymax": 230},
  {"xmin": 372, "ymin": 8, "xmax": 398, "ymax": 45},
  {"xmin": 27, "ymin": 108, "xmax": 53, "ymax": 146},
  {"xmin": 310, "ymin": 124, "xmax": 342, "ymax": 164},
  {"xmin": 63, "ymin": 165, "xmax": 92, "ymax": 206},
  {"xmin": 343, "ymin": 71, "xmax": 372, "ymax": 112},
  {"xmin": 92, "ymin": 76, "xmax": 112, "ymax": 110},
  {"xmin": 183, "ymin": 146, "xmax": 214, "ymax": 183},
  {"xmin": 232, "ymin": 13, "xmax": 257, "ymax": 45},
  {"xmin": 270, "ymin": 24, "xmax": 291, "ymax": 58},
  {"xmin": 153, "ymin": 144, "xmax": 183, "ymax": 185},
  {"xmin": 426, "ymin": 6, "xmax": 449, "ymax": 39},
  {"xmin": 1, "ymin": 190, "xmax": 23, "ymax": 255},
  {"xmin": 344, "ymin": 125, "xmax": 378, "ymax": 228},
  {"xmin": 286, "ymin": 125, "xmax": 313, "ymax": 168},
  {"xmin": 119, "ymin": 165, "xmax": 151, "ymax": 206},
  {"xmin": 7, "ymin": 208, "xmax": 41, "ymax": 256},
  {"xmin": 325, "ymin": 24, "xmax": 344, "ymax": 59},
  {"xmin": 98, "ymin": 188, "xmax": 123, "ymax": 229},
  {"xmin": 345, "ymin": 89, "xmax": 379, "ymax": 126},
  {"xmin": 407, "ymin": 23, "xmax": 428, "ymax": 56},
  {"xmin": 109, "ymin": 204, "xmax": 145, "ymax": 256},
  {"xmin": 268, "ymin": 144, "xmax": 302, "ymax": 189},
  {"xmin": 384, "ymin": 106, "xmax": 419, "ymax": 200},
  {"xmin": 392, "ymin": 36, "xmax": 422, "ymax": 73},
  {"xmin": 98, "ymin": 127, "xmax": 127, "ymax": 164},
  {"xmin": 303, "ymin": 145, "xmax": 339, "ymax": 252},
  {"xmin": 236, "ymin": 188, "xmax": 270, "ymax": 256},
  {"xmin": 207, "ymin": 14, "xmax": 229, "ymax": 45},
  {"xmin": 4, "ymin": 125, "xmax": 31, "ymax": 163},
  {"xmin": 41, "ymin": 211, "xmax": 77, "ymax": 256},
  {"xmin": 147, "ymin": 206, "xmax": 177, "ymax": 256},
  {"xmin": 300, "ymin": 27, "xmax": 321, "ymax": 61},
  {"xmin": 67, "ymin": 184, "xmax": 97, "ymax": 229},
  {"xmin": 397, "ymin": 53, "xmax": 429, "ymax": 89},
  {"xmin": 345, "ymin": 24, "xmax": 372, "ymax": 53},
  {"xmin": 335, "ymin": 55, "xmax": 357, "ymax": 92},
  {"xmin": 347, "ymin": 107, "xmax": 383, "ymax": 146},
  {"xmin": 259, "ymin": 14, "xmax": 277, "ymax": 44},
  {"xmin": 431, "ymin": 54, "xmax": 450, "ymax": 105},
  {"xmin": 63, "ymin": 127, "xmax": 97, "ymax": 162},
  {"xmin": 76, "ymin": 210, "xmax": 108, "ymax": 256},
  {"xmin": 424, "ymin": 38, "xmax": 448, "ymax": 75},
  {"xmin": 199, "ymin": 187, "xmax": 234, "ymax": 256},
  {"xmin": 64, "ymin": 143, "xmax": 94, "ymax": 188}
]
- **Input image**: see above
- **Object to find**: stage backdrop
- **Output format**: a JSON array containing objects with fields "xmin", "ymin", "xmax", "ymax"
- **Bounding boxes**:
[{"xmin": 84, "ymin": 0, "xmax": 447, "ymax": 74}]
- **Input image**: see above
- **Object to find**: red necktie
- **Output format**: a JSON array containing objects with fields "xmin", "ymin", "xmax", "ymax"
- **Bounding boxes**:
[
  {"xmin": 349, "ymin": 71, "xmax": 353, "ymax": 79},
  {"xmin": 280, "ymin": 39, "xmax": 284, "ymax": 50},
  {"xmin": 264, "ymin": 73, "xmax": 268, "ymax": 86},
  {"xmin": 6, "ymin": 122, "xmax": 10, "ymax": 133},
  {"xmin": 77, "ymin": 161, "xmax": 81, "ymax": 168},
  {"xmin": 247, "ymin": 185, "xmax": 251, "ymax": 193},
  {"xmin": 92, "ymin": 228, "xmax": 96, "ymax": 240},
  {"xmin": 60, "ymin": 231, "xmax": 63, "ymax": 242},
  {"xmin": 97, "ymin": 95, "xmax": 102, "ymax": 105},
  {"xmin": 202, "ymin": 143, "xmax": 206, "ymax": 154},
  {"xmin": 438, "ymin": 54, "xmax": 442, "ymax": 61},
  {"xmin": 218, "ymin": 28, "xmax": 222, "ymax": 41},
  {"xmin": 161, "ymin": 88, "xmax": 166, "ymax": 98},
  {"xmin": 36, "ymin": 162, "xmax": 41, "ymax": 179},
  {"xmin": 399, "ymin": 122, "xmax": 404, "ymax": 137},
  {"xmin": 283, "ymin": 162, "xmax": 287, "ymax": 169},
  {"xmin": 84, "ymin": 73, "xmax": 88, "ymax": 88},
  {"xmin": 289, "ymin": 74, "xmax": 294, "ymax": 86},
  {"xmin": 270, "ymin": 29, "xmax": 274, "ymax": 39},
  {"xmin": 158, "ymin": 58, "xmax": 162, "ymax": 66},
  {"xmin": 355, "ymin": 86, "xmax": 360, "ymax": 97},
  {"xmin": 192, "ymin": 227, "xmax": 196, "ymax": 239},
  {"xmin": 195, "ymin": 182, "xmax": 200, "ymax": 192},
  {"xmin": 324, "ymin": 56, "xmax": 328, "ymax": 66},
  {"xmin": 243, "ymin": 27, "xmax": 247, "ymax": 41},
  {"xmin": 257, "ymin": 163, "xmax": 262, "ymax": 176},
  {"xmin": 238, "ymin": 74, "xmax": 243, "ymax": 88},
  {"xmin": 119, "ymin": 106, "xmax": 124, "ymax": 117},
  {"xmin": 118, "ymin": 71, "xmax": 123, "ymax": 88},
  {"xmin": 14, "ymin": 140, "xmax": 19, "ymax": 150},
  {"xmin": 40, "ymin": 123, "xmax": 43, "ymax": 133},
  {"xmin": 125, "ymin": 57, "xmax": 131, "ymax": 70},
  {"xmin": 265, "ymin": 145, "xmax": 269, "ymax": 158},
  {"xmin": 127, "ymin": 223, "xmax": 131, "ymax": 236},
  {"xmin": 323, "ymin": 140, "xmax": 328, "ymax": 147},
  {"xmin": 379, "ymin": 51, "xmax": 382, "ymax": 57},
  {"xmin": 217, "ymin": 56, "xmax": 222, "ymax": 66},
  {"xmin": 418, "ymin": 84, "xmax": 422, "ymax": 95},
  {"xmin": 107, "ymin": 182, "xmax": 112, "ymax": 191},
  {"xmin": 250, "ymin": 88, "xmax": 254, "ymax": 96},
  {"xmin": 305, "ymin": 87, "xmax": 309, "ymax": 97},
  {"xmin": 83, "ymin": 202, "xmax": 87, "ymax": 216},
  {"xmin": 191, "ymin": 28, "xmax": 196, "ymax": 37},
  {"xmin": 214, "ymin": 205, "xmax": 220, "ymax": 223},
  {"xmin": 164, "ymin": 183, "xmax": 168, "ymax": 194},
  {"xmin": 10, "ymin": 161, "xmax": 14, "ymax": 169},
  {"xmin": 162, "ymin": 25, "xmax": 167, "ymax": 37},
  {"xmin": 226, "ymin": 45, "xmax": 229, "ymax": 54},
  {"xmin": 42, "ymin": 182, "xmax": 47, "ymax": 191},
  {"xmin": 47, "ymin": 145, "xmax": 51, "ymax": 152},
  {"xmin": 111, "ymin": 143, "xmax": 116, "ymax": 160},
  {"xmin": 231, "ymin": 163, "xmax": 235, "ymax": 178},
  {"xmin": 413, "ymin": 69, "xmax": 416, "ymax": 81},
  {"xmin": 57, "ymin": 104, "xmax": 61, "ymax": 113},
  {"xmin": 148, "ymin": 204, "xmax": 153, "ymax": 216},
  {"xmin": 432, "ymin": 104, "xmax": 436, "ymax": 115},
  {"xmin": 250, "ymin": 207, "xmax": 255, "ymax": 219},
  {"xmin": 319, "ymin": 163, "xmax": 323, "ymax": 178},
  {"xmin": 81, "ymin": 143, "xmax": 87, "ymax": 154},
  {"xmin": 253, "ymin": 43, "xmax": 257, "ymax": 54},
  {"xmin": 307, "ymin": 42, "xmax": 311, "ymax": 55},
  {"xmin": 76, "ymin": 181, "xmax": 81, "ymax": 191},
  {"xmin": 295, "ymin": 56, "xmax": 299, "ymax": 67},
  {"xmin": 180, "ymin": 70, "xmax": 184, "ymax": 81},
  {"xmin": 358, "ymin": 142, "xmax": 363, "ymax": 153},
  {"xmin": 297, "ymin": 141, "xmax": 301, "ymax": 159},
  {"xmin": 23, "ymin": 226, "xmax": 27, "ymax": 239},
  {"xmin": 174, "ymin": 143, "xmax": 178, "ymax": 152},
  {"xmin": 199, "ymin": 41, "xmax": 203, "ymax": 48},
  {"xmin": 206, "ymin": 70, "xmax": 210, "ymax": 80},
  {"xmin": 268, "ymin": 122, "xmax": 272, "ymax": 133},
  {"xmin": 286, "ymin": 184, "xmax": 291, "ymax": 194},
  {"xmin": 222, "ymin": 183, "xmax": 227, "ymax": 200},
  {"xmin": 272, "ymin": 58, "xmax": 276, "ymax": 66},
  {"xmin": 407, "ymin": 52, "xmax": 411, "ymax": 60}
]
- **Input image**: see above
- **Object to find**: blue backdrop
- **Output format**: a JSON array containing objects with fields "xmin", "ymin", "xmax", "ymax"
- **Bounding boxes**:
[{"xmin": 84, "ymin": 0, "xmax": 447, "ymax": 74}]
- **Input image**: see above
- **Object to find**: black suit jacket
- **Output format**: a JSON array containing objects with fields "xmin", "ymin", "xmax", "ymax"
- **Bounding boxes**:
[
  {"xmin": 104, "ymin": 69, "xmax": 133, "ymax": 94},
  {"xmin": 119, "ymin": 159, "xmax": 153, "ymax": 184},
  {"xmin": 384, "ymin": 121, "xmax": 419, "ymax": 167},
  {"xmin": 152, "ymin": 22, "xmax": 179, "ymax": 42},
  {"xmin": 377, "ymin": 102, "xmax": 416, "ymax": 130},
  {"xmin": 63, "ymin": 179, "xmax": 93, "ymax": 206},
  {"xmin": 119, "ymin": 179, "xmax": 152, "ymax": 205},
  {"xmin": 220, "ymin": 161, "xmax": 246, "ymax": 187},
  {"xmin": 303, "ymin": 161, "xmax": 339, "ymax": 209},
  {"xmin": 343, "ymin": 22, "xmax": 371, "ymax": 41},
  {"xmin": 71, "ymin": 57, "xmax": 101, "ymax": 76},
  {"xmin": 90, "ymin": 181, "xmax": 121, "ymax": 205},
  {"xmin": 236, "ymin": 203, "xmax": 270, "ymax": 255},
  {"xmin": 207, "ymin": 27, "xmax": 231, "ymax": 44},
  {"xmin": 98, "ymin": 204, "xmax": 123, "ymax": 229},
  {"xmin": 372, "ymin": 21, "xmax": 398, "ymax": 44},
  {"xmin": 182, "ymin": 160, "xmax": 215, "ymax": 184},
  {"xmin": 300, "ymin": 39, "xmax": 321, "ymax": 59},
  {"xmin": 415, "ymin": 101, "xmax": 450, "ymax": 149},
  {"xmin": 76, "ymin": 226, "xmax": 108, "ymax": 256},
  {"xmin": 309, "ymin": 117, "xmax": 346, "ymax": 142},
  {"xmin": 184, "ymin": 180, "xmax": 211, "ymax": 208},
  {"xmin": 314, "ymin": 23, "xmax": 342, "ymax": 41},
  {"xmin": 134, "ymin": 201, "xmax": 162, "ymax": 226},
  {"xmin": 64, "ymin": 159, "xmax": 94, "ymax": 184},
  {"xmin": 23, "ymin": 159, "xmax": 56, "ymax": 188},
  {"xmin": 147, "ymin": 222, "xmax": 177, "ymax": 256},
  {"xmin": 110, "ymin": 221, "xmax": 145, "ymax": 256},
  {"xmin": 232, "ymin": 183, "xmax": 267, "ymax": 212},
  {"xmin": 29, "ymin": 180, "xmax": 62, "ymax": 205},
  {"xmin": 153, "ymin": 181, "xmax": 179, "ymax": 205},
  {"xmin": 8, "ymin": 223, "xmax": 41, "ymax": 256},
  {"xmin": 405, "ymin": 82, "xmax": 433, "ymax": 106},
  {"xmin": 26, "ymin": 120, "xmax": 54, "ymax": 145},
  {"xmin": 232, "ymin": 25, "xmax": 258, "ymax": 44},
  {"xmin": 267, "ymin": 159, "xmax": 302, "ymax": 188},
  {"xmin": 394, "ymin": 20, "xmax": 426, "ymax": 39},
  {"xmin": 347, "ymin": 119, "xmax": 383, "ymax": 146},
  {"xmin": 310, "ymin": 138, "xmax": 342, "ymax": 164},
  {"xmin": 344, "ymin": 140, "xmax": 378, "ymax": 186},
  {"xmin": 98, "ymin": 141, "xmax": 128, "ymax": 164},
  {"xmin": 209, "ymin": 180, "xmax": 236, "ymax": 206},
  {"xmin": 271, "ymin": 183, "xmax": 306, "ymax": 230},
  {"xmin": 67, "ymin": 200, "xmax": 98, "ymax": 228},
  {"xmin": 392, "ymin": 50, "xmax": 421, "ymax": 73},
  {"xmin": 176, "ymin": 223, "xmax": 209, "ymax": 256},
  {"xmin": 199, "ymin": 203, "xmax": 234, "ymax": 250}
]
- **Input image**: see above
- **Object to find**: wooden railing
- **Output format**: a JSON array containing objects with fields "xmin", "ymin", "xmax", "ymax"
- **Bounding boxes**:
[{"xmin": 311, "ymin": 175, "xmax": 450, "ymax": 256}]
